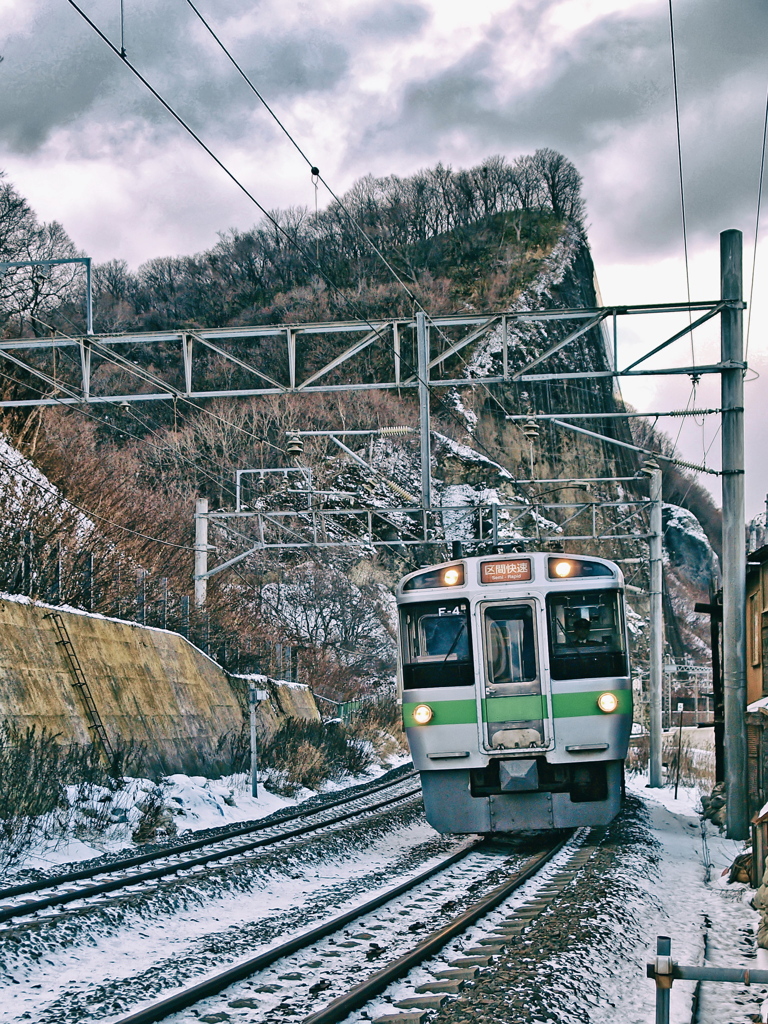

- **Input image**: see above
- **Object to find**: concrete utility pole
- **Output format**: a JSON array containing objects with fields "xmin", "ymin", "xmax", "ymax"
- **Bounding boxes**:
[
  {"xmin": 720, "ymin": 229, "xmax": 748, "ymax": 839},
  {"xmin": 194, "ymin": 497, "xmax": 209, "ymax": 609},
  {"xmin": 647, "ymin": 462, "xmax": 664, "ymax": 788},
  {"xmin": 416, "ymin": 312, "xmax": 432, "ymax": 509}
]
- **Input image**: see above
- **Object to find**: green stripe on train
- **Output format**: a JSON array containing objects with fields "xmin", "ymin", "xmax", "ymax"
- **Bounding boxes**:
[
  {"xmin": 483, "ymin": 695, "xmax": 546, "ymax": 722},
  {"xmin": 402, "ymin": 699, "xmax": 478, "ymax": 727},
  {"xmin": 552, "ymin": 688, "xmax": 632, "ymax": 717},
  {"xmin": 402, "ymin": 689, "xmax": 631, "ymax": 727}
]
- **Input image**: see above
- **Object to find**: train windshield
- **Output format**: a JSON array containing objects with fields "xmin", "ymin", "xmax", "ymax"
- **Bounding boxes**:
[
  {"xmin": 482, "ymin": 603, "xmax": 546, "ymax": 751},
  {"xmin": 400, "ymin": 600, "xmax": 473, "ymax": 689},
  {"xmin": 546, "ymin": 589, "xmax": 627, "ymax": 680}
]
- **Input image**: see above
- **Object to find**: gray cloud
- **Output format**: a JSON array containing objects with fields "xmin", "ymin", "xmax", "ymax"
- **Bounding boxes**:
[
  {"xmin": 2, "ymin": 0, "xmax": 766, "ymax": 273},
  {"xmin": 0, "ymin": 0, "xmax": 352, "ymax": 152},
  {"xmin": 351, "ymin": 0, "xmax": 431, "ymax": 38},
  {"xmin": 355, "ymin": 0, "xmax": 767, "ymax": 256}
]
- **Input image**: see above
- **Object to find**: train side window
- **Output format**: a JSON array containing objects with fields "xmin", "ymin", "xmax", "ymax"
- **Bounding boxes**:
[{"xmin": 546, "ymin": 589, "xmax": 627, "ymax": 681}]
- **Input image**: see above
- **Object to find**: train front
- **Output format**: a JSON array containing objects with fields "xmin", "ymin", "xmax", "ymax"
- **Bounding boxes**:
[{"xmin": 396, "ymin": 553, "xmax": 632, "ymax": 833}]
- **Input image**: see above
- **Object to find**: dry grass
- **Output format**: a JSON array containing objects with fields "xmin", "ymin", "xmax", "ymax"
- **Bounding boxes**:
[
  {"xmin": 0, "ymin": 723, "xmax": 146, "ymax": 867},
  {"xmin": 627, "ymin": 730, "xmax": 716, "ymax": 791},
  {"xmin": 255, "ymin": 691, "xmax": 406, "ymax": 796}
]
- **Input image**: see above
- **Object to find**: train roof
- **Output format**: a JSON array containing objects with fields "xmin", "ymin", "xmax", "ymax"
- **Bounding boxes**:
[{"xmin": 396, "ymin": 551, "xmax": 624, "ymax": 599}]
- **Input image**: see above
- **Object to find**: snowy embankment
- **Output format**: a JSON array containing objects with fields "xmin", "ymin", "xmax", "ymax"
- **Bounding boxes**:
[
  {"xmin": 620, "ymin": 775, "xmax": 760, "ymax": 1024},
  {"xmin": 8, "ymin": 756, "xmax": 411, "ymax": 878}
]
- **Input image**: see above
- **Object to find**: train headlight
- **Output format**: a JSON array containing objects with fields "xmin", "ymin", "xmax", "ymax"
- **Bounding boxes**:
[
  {"xmin": 412, "ymin": 704, "xmax": 434, "ymax": 725},
  {"xmin": 553, "ymin": 560, "xmax": 573, "ymax": 578},
  {"xmin": 443, "ymin": 567, "xmax": 461, "ymax": 586},
  {"xmin": 597, "ymin": 692, "xmax": 619, "ymax": 713}
]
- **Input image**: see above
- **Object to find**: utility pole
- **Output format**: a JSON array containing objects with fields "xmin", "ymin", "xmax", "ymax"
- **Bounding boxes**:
[
  {"xmin": 647, "ymin": 462, "xmax": 664, "ymax": 788},
  {"xmin": 249, "ymin": 681, "xmax": 259, "ymax": 798},
  {"xmin": 416, "ymin": 311, "xmax": 432, "ymax": 509},
  {"xmin": 720, "ymin": 229, "xmax": 748, "ymax": 839},
  {"xmin": 194, "ymin": 497, "xmax": 209, "ymax": 609}
]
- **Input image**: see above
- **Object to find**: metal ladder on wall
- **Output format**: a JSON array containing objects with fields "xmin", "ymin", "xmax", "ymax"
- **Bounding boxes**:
[{"xmin": 46, "ymin": 610, "xmax": 114, "ymax": 761}]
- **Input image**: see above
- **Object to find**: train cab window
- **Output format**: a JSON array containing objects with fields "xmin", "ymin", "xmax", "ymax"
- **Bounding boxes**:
[
  {"xmin": 401, "ymin": 600, "xmax": 473, "ymax": 690},
  {"xmin": 482, "ymin": 604, "xmax": 544, "ymax": 750},
  {"xmin": 546, "ymin": 589, "xmax": 627, "ymax": 681},
  {"xmin": 485, "ymin": 606, "xmax": 537, "ymax": 686}
]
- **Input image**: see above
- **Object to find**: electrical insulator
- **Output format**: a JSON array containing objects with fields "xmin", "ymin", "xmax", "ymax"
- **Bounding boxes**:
[
  {"xmin": 379, "ymin": 426, "xmax": 413, "ymax": 436},
  {"xmin": 286, "ymin": 433, "xmax": 304, "ymax": 458},
  {"xmin": 522, "ymin": 419, "xmax": 539, "ymax": 442}
]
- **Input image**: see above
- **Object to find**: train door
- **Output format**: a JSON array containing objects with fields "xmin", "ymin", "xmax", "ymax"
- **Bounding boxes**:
[{"xmin": 480, "ymin": 601, "xmax": 550, "ymax": 752}]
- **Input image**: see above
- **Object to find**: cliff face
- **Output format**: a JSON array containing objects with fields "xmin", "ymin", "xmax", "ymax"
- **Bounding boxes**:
[
  {"xmin": 0, "ymin": 596, "xmax": 318, "ymax": 775},
  {"xmin": 662, "ymin": 503, "xmax": 719, "ymax": 661}
]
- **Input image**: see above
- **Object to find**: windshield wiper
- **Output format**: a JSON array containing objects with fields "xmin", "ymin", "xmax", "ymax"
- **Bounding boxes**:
[{"xmin": 442, "ymin": 620, "xmax": 467, "ymax": 662}]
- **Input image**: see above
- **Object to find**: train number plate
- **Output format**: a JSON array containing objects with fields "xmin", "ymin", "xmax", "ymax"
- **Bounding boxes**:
[{"xmin": 480, "ymin": 559, "xmax": 531, "ymax": 583}]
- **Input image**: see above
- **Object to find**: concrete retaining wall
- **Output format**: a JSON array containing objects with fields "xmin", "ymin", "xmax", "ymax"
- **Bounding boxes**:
[{"xmin": 0, "ymin": 596, "xmax": 319, "ymax": 776}]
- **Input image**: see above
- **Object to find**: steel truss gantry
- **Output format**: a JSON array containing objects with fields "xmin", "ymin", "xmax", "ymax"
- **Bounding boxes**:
[
  {"xmin": 0, "ymin": 297, "xmax": 736, "ymax": 409},
  {"xmin": 199, "ymin": 497, "xmax": 655, "ymax": 577}
]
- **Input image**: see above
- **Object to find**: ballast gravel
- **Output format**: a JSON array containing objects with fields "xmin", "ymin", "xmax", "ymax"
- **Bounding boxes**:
[{"xmin": 360, "ymin": 786, "xmax": 759, "ymax": 1024}]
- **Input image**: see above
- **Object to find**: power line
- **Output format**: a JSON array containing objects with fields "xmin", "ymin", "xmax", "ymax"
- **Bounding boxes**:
[
  {"xmin": 62, "ymin": 0, "xmax": 386, "ymax": 327},
  {"xmin": 7, "ymin": 311, "xmax": 253, "ymax": 499},
  {"xmin": 667, "ymin": 0, "xmax": 694, "ymax": 357},
  {"xmin": 181, "ymin": 0, "xmax": 427, "ymax": 309},
  {"xmin": 0, "ymin": 444, "xmax": 193, "ymax": 550},
  {"xmin": 64, "ymin": 0, "xmax": 501, "ymax": 475},
  {"xmin": 746, "ymin": 78, "xmax": 768, "ymax": 360},
  {"xmin": 171, "ymin": 1, "xmax": 518, "ymax": 472},
  {"xmin": 66, "ymin": 0, "xmax": 691, "ymax": 508}
]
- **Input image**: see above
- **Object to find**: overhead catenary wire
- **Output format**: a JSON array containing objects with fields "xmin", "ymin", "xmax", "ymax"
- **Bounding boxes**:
[
  {"xmin": 179, "ymin": 2, "xmax": 720, "ymax": 552},
  {"xmin": 181, "ymin": 0, "xmax": 587, "ymax": 472},
  {"xmin": 66, "ymin": 0, "xmax": 714, "ymax": 530},
  {"xmin": 0, "ymin": 445, "xmax": 192, "ymax": 550},
  {"xmin": 0, "ymin": 360, "xmax": 225, "ymax": 495},
  {"xmin": 64, "ymin": 0, "xmax": 509, "ymax": 481},
  {"xmin": 24, "ymin": 308, "xmax": 289, "ymax": 460},
  {"xmin": 25, "ymin": 345, "xmax": 241, "ymax": 503},
  {"xmin": 667, "ymin": 0, "xmax": 694, "ymax": 358},
  {"xmin": 12, "ymin": 309, "xmax": 273, "ymax": 497},
  {"xmin": 125, "ymin": 0, "xmax": 595, "ymax": 490},
  {"xmin": 76, "ymin": 0, "xmax": 679, "ymax": 514},
  {"xmin": 746, "ymin": 78, "xmax": 768, "ymax": 360},
  {"xmin": 181, "ymin": 0, "xmax": 424, "ymax": 310}
]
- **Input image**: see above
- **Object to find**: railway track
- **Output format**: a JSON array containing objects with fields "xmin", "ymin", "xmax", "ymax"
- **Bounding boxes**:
[
  {"xmin": 106, "ymin": 828, "xmax": 587, "ymax": 1024},
  {"xmin": 0, "ymin": 768, "xmax": 420, "ymax": 928}
]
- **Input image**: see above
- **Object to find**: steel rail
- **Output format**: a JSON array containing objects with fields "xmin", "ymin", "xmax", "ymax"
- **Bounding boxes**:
[
  {"xmin": 107, "ymin": 843, "xmax": 480, "ymax": 1024},
  {"xmin": 0, "ymin": 769, "xmax": 416, "ymax": 902},
  {"xmin": 109, "ymin": 831, "xmax": 570, "ymax": 1024},
  {"xmin": 0, "ymin": 783, "xmax": 421, "ymax": 924},
  {"xmin": 302, "ymin": 831, "xmax": 572, "ymax": 1024}
]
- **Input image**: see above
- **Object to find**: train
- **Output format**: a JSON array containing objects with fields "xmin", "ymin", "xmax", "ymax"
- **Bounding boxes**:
[{"xmin": 396, "ymin": 551, "xmax": 632, "ymax": 833}]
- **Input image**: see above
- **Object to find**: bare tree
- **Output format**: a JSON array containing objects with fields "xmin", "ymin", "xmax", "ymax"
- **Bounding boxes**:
[
  {"xmin": 531, "ymin": 148, "xmax": 585, "ymax": 223},
  {"xmin": 0, "ymin": 174, "xmax": 83, "ymax": 337}
]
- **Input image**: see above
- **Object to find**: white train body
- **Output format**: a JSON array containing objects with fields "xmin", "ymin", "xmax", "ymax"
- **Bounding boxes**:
[{"xmin": 396, "ymin": 552, "xmax": 632, "ymax": 833}]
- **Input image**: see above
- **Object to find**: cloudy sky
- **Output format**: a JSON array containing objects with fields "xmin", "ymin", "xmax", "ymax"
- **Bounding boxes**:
[{"xmin": 1, "ymin": 0, "xmax": 766, "ymax": 515}]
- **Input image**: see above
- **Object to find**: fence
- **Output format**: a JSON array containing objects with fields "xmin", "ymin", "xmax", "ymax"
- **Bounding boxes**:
[
  {"xmin": 648, "ymin": 936, "xmax": 768, "ymax": 1023},
  {"xmin": 0, "ymin": 530, "xmax": 296, "ymax": 676}
]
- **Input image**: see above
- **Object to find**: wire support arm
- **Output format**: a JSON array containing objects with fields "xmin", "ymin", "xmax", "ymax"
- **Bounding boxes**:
[{"xmin": 550, "ymin": 418, "xmax": 721, "ymax": 475}]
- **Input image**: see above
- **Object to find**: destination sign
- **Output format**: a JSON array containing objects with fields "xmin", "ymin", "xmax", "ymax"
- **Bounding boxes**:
[{"xmin": 480, "ymin": 559, "xmax": 531, "ymax": 584}]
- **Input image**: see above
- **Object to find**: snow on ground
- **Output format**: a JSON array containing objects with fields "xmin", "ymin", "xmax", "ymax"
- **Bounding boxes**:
[
  {"xmin": 625, "ymin": 773, "xmax": 760, "ymax": 1024},
  {"xmin": 7, "ymin": 755, "xmax": 412, "ymax": 876},
  {"xmin": 5, "ymin": 762, "xmax": 766, "ymax": 1023},
  {"xmin": 2, "ymin": 816, "xmax": 462, "ymax": 1024}
]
